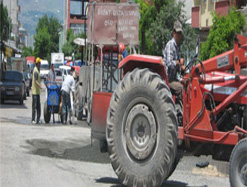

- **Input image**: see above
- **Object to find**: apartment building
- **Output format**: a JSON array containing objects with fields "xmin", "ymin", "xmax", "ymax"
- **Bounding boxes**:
[{"xmin": 191, "ymin": 0, "xmax": 246, "ymax": 40}]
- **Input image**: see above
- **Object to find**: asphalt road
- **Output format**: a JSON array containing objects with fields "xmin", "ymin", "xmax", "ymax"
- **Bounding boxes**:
[{"xmin": 0, "ymin": 83, "xmax": 231, "ymax": 187}]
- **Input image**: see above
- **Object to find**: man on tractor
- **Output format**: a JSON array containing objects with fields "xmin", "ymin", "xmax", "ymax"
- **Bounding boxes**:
[{"xmin": 163, "ymin": 20, "xmax": 185, "ymax": 100}]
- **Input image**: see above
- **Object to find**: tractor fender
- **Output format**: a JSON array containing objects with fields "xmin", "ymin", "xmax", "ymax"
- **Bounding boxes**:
[{"xmin": 118, "ymin": 54, "xmax": 169, "ymax": 83}]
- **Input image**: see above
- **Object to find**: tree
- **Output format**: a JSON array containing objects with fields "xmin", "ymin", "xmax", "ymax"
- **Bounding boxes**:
[
  {"xmin": 34, "ymin": 27, "xmax": 51, "ymax": 59},
  {"xmin": 22, "ymin": 46, "xmax": 33, "ymax": 57},
  {"xmin": 62, "ymin": 29, "xmax": 85, "ymax": 60},
  {"xmin": 0, "ymin": 3, "xmax": 12, "ymax": 41},
  {"xmin": 0, "ymin": 2, "xmax": 12, "ymax": 55},
  {"xmin": 200, "ymin": 9, "xmax": 246, "ymax": 61},
  {"xmin": 148, "ymin": 1, "xmax": 198, "ymax": 60},
  {"xmin": 135, "ymin": 0, "xmax": 170, "ymax": 54},
  {"xmin": 34, "ymin": 15, "xmax": 61, "ymax": 61}
]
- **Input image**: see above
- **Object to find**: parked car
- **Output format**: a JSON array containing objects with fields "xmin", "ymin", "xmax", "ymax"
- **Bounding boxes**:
[
  {"xmin": 23, "ymin": 72, "xmax": 31, "ymax": 97},
  {"xmin": 0, "ymin": 70, "xmax": 25, "ymax": 105}
]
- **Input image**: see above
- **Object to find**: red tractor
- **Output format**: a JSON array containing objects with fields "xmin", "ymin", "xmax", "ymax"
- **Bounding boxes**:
[{"xmin": 91, "ymin": 34, "xmax": 247, "ymax": 186}]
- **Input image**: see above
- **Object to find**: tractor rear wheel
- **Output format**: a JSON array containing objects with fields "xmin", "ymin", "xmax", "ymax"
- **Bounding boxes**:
[
  {"xmin": 106, "ymin": 68, "xmax": 178, "ymax": 186},
  {"xmin": 229, "ymin": 138, "xmax": 247, "ymax": 187}
]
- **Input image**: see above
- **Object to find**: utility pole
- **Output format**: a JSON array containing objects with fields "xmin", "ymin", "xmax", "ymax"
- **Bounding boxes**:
[
  {"xmin": 0, "ymin": 0, "xmax": 3, "ymax": 80},
  {"xmin": 8, "ymin": 0, "xmax": 11, "ymax": 58},
  {"xmin": 81, "ymin": 0, "xmax": 88, "ymax": 67}
]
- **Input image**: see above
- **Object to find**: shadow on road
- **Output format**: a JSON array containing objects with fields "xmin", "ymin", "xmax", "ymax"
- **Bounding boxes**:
[
  {"xmin": 95, "ymin": 177, "xmax": 122, "ymax": 187},
  {"xmin": 0, "ymin": 102, "xmax": 28, "ymax": 109},
  {"xmin": 162, "ymin": 180, "xmax": 188, "ymax": 187},
  {"xmin": 95, "ymin": 177, "xmax": 202, "ymax": 187},
  {"xmin": 23, "ymin": 138, "xmax": 111, "ymax": 164}
]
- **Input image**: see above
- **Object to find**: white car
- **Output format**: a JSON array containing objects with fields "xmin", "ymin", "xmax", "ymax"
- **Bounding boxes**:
[
  {"xmin": 54, "ymin": 69, "xmax": 63, "ymax": 85},
  {"xmin": 40, "ymin": 60, "xmax": 49, "ymax": 80},
  {"xmin": 59, "ymin": 65, "xmax": 71, "ymax": 81}
]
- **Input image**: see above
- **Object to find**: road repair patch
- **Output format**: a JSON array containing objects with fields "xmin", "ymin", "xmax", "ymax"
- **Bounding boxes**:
[{"xmin": 22, "ymin": 138, "xmax": 111, "ymax": 164}]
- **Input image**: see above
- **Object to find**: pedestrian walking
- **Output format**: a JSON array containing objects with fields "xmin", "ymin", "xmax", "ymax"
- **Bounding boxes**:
[
  {"xmin": 31, "ymin": 57, "xmax": 42, "ymax": 124},
  {"xmin": 61, "ymin": 67, "xmax": 75, "ymax": 124}
]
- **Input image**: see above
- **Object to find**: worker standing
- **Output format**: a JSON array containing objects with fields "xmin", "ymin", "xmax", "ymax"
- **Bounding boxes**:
[
  {"xmin": 31, "ymin": 57, "xmax": 42, "ymax": 124},
  {"xmin": 47, "ymin": 64, "xmax": 56, "ymax": 82},
  {"xmin": 163, "ymin": 20, "xmax": 185, "ymax": 100},
  {"xmin": 61, "ymin": 67, "xmax": 75, "ymax": 124}
]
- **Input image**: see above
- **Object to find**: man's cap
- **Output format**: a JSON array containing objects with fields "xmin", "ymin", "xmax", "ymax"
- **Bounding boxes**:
[
  {"xmin": 36, "ymin": 57, "xmax": 41, "ymax": 64},
  {"xmin": 173, "ymin": 21, "xmax": 182, "ymax": 33}
]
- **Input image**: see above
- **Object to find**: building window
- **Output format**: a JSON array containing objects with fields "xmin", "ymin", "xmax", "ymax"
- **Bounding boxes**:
[
  {"xmin": 70, "ymin": 0, "xmax": 83, "ymax": 16},
  {"xmin": 70, "ymin": 0, "xmax": 88, "ymax": 19},
  {"xmin": 70, "ymin": 23, "xmax": 87, "ymax": 34}
]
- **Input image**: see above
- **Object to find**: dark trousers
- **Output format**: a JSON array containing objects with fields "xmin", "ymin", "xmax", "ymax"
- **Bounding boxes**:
[
  {"xmin": 32, "ymin": 95, "xmax": 41, "ymax": 122},
  {"xmin": 62, "ymin": 90, "xmax": 71, "ymax": 122},
  {"xmin": 169, "ymin": 80, "xmax": 183, "ymax": 100}
]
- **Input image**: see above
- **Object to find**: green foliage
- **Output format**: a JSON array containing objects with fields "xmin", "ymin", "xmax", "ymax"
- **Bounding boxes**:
[
  {"xmin": 0, "ymin": 3, "xmax": 12, "ymax": 42},
  {"xmin": 34, "ymin": 27, "xmax": 51, "ymax": 59},
  {"xmin": 147, "ymin": 1, "xmax": 198, "ymax": 60},
  {"xmin": 22, "ymin": 46, "xmax": 33, "ymax": 57},
  {"xmin": 200, "ymin": 9, "xmax": 246, "ymax": 61},
  {"xmin": 135, "ymin": 0, "xmax": 171, "ymax": 54},
  {"xmin": 62, "ymin": 29, "xmax": 85, "ymax": 60},
  {"xmin": 34, "ymin": 14, "xmax": 61, "ymax": 61}
]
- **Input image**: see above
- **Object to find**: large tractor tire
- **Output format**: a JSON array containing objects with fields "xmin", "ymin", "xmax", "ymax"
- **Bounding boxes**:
[
  {"xmin": 44, "ymin": 100, "xmax": 51, "ymax": 123},
  {"xmin": 106, "ymin": 68, "xmax": 178, "ymax": 186},
  {"xmin": 229, "ymin": 138, "xmax": 247, "ymax": 187}
]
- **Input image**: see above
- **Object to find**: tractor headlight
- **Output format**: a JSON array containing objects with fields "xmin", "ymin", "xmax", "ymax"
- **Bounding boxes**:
[{"xmin": 15, "ymin": 87, "xmax": 20, "ymax": 91}]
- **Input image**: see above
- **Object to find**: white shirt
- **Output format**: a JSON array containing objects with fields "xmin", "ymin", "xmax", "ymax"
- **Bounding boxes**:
[
  {"xmin": 61, "ymin": 74, "xmax": 75, "ymax": 94},
  {"xmin": 48, "ymin": 69, "xmax": 56, "ymax": 82}
]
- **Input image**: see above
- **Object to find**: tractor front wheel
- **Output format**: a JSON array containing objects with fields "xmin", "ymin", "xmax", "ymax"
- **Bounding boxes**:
[
  {"xmin": 229, "ymin": 138, "xmax": 247, "ymax": 187},
  {"xmin": 106, "ymin": 68, "xmax": 178, "ymax": 186}
]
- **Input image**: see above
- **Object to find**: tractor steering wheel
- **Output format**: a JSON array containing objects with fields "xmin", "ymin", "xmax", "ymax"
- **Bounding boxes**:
[{"xmin": 184, "ymin": 58, "xmax": 206, "ymax": 78}]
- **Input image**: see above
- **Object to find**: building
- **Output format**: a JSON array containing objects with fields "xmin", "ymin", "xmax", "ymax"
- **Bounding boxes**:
[
  {"xmin": 191, "ymin": 0, "xmax": 247, "ymax": 41},
  {"xmin": 18, "ymin": 26, "xmax": 28, "ymax": 48},
  {"xmin": 3, "ymin": 0, "xmax": 21, "ymax": 44}
]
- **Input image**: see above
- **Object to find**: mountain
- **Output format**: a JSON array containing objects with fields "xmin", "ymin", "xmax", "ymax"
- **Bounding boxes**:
[{"xmin": 19, "ymin": 0, "xmax": 64, "ymax": 35}]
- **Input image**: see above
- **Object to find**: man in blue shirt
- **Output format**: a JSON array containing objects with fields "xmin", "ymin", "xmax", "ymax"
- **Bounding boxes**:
[{"xmin": 163, "ymin": 21, "xmax": 185, "ymax": 100}]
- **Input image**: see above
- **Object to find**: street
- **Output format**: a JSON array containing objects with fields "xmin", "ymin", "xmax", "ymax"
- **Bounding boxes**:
[{"xmin": 0, "ymin": 83, "xmax": 231, "ymax": 187}]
